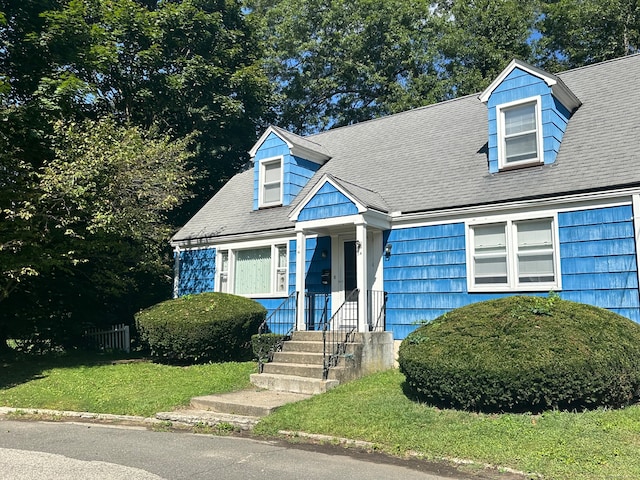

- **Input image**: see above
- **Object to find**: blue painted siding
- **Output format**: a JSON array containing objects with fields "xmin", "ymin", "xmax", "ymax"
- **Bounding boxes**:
[
  {"xmin": 383, "ymin": 205, "xmax": 640, "ymax": 339},
  {"xmin": 254, "ymin": 236, "xmax": 331, "ymax": 325},
  {"xmin": 253, "ymin": 133, "xmax": 321, "ymax": 209},
  {"xmin": 177, "ymin": 248, "xmax": 216, "ymax": 296},
  {"xmin": 298, "ymin": 182, "xmax": 358, "ymax": 221},
  {"xmin": 487, "ymin": 68, "xmax": 572, "ymax": 173},
  {"xmin": 558, "ymin": 205, "xmax": 639, "ymax": 321},
  {"xmin": 384, "ymin": 223, "xmax": 469, "ymax": 339},
  {"xmin": 285, "ymin": 156, "xmax": 321, "ymax": 205}
]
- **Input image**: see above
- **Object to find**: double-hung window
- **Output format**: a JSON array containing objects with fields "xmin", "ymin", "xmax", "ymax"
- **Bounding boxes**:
[
  {"xmin": 498, "ymin": 97, "xmax": 543, "ymax": 169},
  {"xmin": 260, "ymin": 157, "xmax": 283, "ymax": 207},
  {"xmin": 216, "ymin": 243, "xmax": 288, "ymax": 296},
  {"xmin": 468, "ymin": 217, "xmax": 559, "ymax": 291}
]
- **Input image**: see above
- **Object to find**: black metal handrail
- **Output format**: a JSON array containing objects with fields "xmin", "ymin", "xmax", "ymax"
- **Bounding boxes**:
[
  {"xmin": 367, "ymin": 290, "xmax": 387, "ymax": 332},
  {"xmin": 256, "ymin": 291, "xmax": 297, "ymax": 372},
  {"xmin": 321, "ymin": 288, "xmax": 359, "ymax": 380}
]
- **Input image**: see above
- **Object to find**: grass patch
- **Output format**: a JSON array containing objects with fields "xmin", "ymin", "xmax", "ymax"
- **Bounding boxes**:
[
  {"xmin": 254, "ymin": 369, "xmax": 640, "ymax": 480},
  {"xmin": 0, "ymin": 352, "xmax": 255, "ymax": 417}
]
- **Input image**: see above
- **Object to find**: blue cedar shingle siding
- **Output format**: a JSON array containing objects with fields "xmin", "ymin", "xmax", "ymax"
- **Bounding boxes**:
[
  {"xmin": 252, "ymin": 133, "xmax": 321, "ymax": 209},
  {"xmin": 558, "ymin": 205, "xmax": 639, "ymax": 321},
  {"xmin": 287, "ymin": 156, "xmax": 321, "ymax": 205},
  {"xmin": 298, "ymin": 182, "xmax": 359, "ymax": 221},
  {"xmin": 486, "ymin": 68, "xmax": 571, "ymax": 173},
  {"xmin": 383, "ymin": 205, "xmax": 640, "ymax": 339},
  {"xmin": 383, "ymin": 223, "xmax": 468, "ymax": 339},
  {"xmin": 177, "ymin": 248, "xmax": 216, "ymax": 296}
]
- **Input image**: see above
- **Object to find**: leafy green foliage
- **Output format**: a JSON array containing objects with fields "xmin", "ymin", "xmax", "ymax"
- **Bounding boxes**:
[
  {"xmin": 540, "ymin": 0, "xmax": 640, "ymax": 69},
  {"xmin": 251, "ymin": 333, "xmax": 287, "ymax": 362},
  {"xmin": 1, "ymin": 118, "xmax": 195, "ymax": 350},
  {"xmin": 399, "ymin": 296, "xmax": 640, "ymax": 413},
  {"xmin": 135, "ymin": 292, "xmax": 266, "ymax": 364}
]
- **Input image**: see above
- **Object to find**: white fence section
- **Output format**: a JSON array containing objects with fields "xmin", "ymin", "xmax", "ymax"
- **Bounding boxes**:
[{"xmin": 84, "ymin": 323, "xmax": 130, "ymax": 353}]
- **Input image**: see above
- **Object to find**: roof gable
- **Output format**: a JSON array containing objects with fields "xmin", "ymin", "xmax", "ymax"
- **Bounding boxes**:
[
  {"xmin": 479, "ymin": 59, "xmax": 581, "ymax": 112},
  {"xmin": 249, "ymin": 125, "xmax": 331, "ymax": 164}
]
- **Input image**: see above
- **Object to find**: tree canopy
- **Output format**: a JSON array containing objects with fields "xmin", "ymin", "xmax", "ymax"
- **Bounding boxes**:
[{"xmin": 2, "ymin": 0, "xmax": 638, "ymax": 351}]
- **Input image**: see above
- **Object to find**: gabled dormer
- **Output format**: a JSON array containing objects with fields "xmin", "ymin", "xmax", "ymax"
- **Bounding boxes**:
[
  {"xmin": 248, "ymin": 126, "xmax": 330, "ymax": 210},
  {"xmin": 480, "ymin": 60, "xmax": 581, "ymax": 173}
]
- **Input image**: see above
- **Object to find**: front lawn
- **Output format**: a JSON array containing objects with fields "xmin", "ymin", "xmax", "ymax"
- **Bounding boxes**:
[
  {"xmin": 3, "ymin": 354, "xmax": 640, "ymax": 479},
  {"xmin": 0, "ymin": 353, "xmax": 255, "ymax": 417},
  {"xmin": 255, "ymin": 369, "xmax": 640, "ymax": 480}
]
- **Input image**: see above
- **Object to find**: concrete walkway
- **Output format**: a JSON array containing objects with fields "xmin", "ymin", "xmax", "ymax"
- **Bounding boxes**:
[{"xmin": 157, "ymin": 388, "xmax": 312, "ymax": 430}]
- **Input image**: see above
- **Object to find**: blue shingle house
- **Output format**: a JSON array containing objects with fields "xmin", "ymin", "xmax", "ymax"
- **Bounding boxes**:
[{"xmin": 171, "ymin": 55, "xmax": 640, "ymax": 390}]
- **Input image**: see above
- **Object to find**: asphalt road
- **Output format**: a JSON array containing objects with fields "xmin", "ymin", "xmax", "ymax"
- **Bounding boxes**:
[{"xmin": 0, "ymin": 420, "xmax": 468, "ymax": 480}]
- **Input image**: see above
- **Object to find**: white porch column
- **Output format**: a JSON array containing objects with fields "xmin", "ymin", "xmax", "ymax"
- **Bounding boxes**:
[
  {"xmin": 295, "ymin": 230, "xmax": 307, "ymax": 331},
  {"xmin": 356, "ymin": 221, "xmax": 369, "ymax": 332},
  {"xmin": 633, "ymin": 194, "xmax": 640, "ymax": 305}
]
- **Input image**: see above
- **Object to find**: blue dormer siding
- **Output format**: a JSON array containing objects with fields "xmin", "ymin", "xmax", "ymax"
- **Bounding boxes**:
[
  {"xmin": 286, "ymin": 156, "xmax": 321, "ymax": 204},
  {"xmin": 252, "ymin": 132, "xmax": 322, "ymax": 210},
  {"xmin": 486, "ymin": 67, "xmax": 572, "ymax": 173},
  {"xmin": 297, "ymin": 182, "xmax": 359, "ymax": 221}
]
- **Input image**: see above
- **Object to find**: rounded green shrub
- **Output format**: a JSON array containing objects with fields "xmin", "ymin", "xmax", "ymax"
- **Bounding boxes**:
[
  {"xmin": 399, "ymin": 295, "xmax": 640, "ymax": 413},
  {"xmin": 135, "ymin": 292, "xmax": 266, "ymax": 364}
]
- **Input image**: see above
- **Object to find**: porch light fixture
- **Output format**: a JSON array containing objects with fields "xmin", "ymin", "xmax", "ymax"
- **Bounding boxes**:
[
  {"xmin": 384, "ymin": 243, "xmax": 392, "ymax": 260},
  {"xmin": 321, "ymin": 249, "xmax": 328, "ymax": 258}
]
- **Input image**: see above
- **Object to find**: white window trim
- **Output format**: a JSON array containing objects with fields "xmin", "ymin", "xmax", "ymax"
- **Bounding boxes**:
[
  {"xmin": 259, "ymin": 156, "xmax": 284, "ymax": 208},
  {"xmin": 466, "ymin": 213, "xmax": 561, "ymax": 293},
  {"xmin": 497, "ymin": 95, "xmax": 544, "ymax": 171},
  {"xmin": 215, "ymin": 241, "xmax": 289, "ymax": 298}
]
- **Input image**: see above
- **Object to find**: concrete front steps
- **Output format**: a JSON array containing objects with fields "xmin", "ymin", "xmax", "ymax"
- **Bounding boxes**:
[
  {"xmin": 156, "ymin": 389, "xmax": 311, "ymax": 431},
  {"xmin": 250, "ymin": 331, "xmax": 395, "ymax": 395}
]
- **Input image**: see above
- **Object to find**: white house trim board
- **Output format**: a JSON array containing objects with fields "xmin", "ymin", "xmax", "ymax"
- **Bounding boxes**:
[
  {"xmin": 465, "ymin": 213, "xmax": 562, "ymax": 293},
  {"xmin": 479, "ymin": 59, "xmax": 581, "ymax": 112},
  {"xmin": 393, "ymin": 190, "xmax": 637, "ymax": 231},
  {"xmin": 295, "ymin": 230, "xmax": 306, "ymax": 330},
  {"xmin": 496, "ymin": 96, "xmax": 544, "ymax": 170},
  {"xmin": 633, "ymin": 194, "xmax": 640, "ymax": 302},
  {"xmin": 173, "ymin": 245, "xmax": 181, "ymax": 299},
  {"xmin": 248, "ymin": 125, "xmax": 330, "ymax": 164}
]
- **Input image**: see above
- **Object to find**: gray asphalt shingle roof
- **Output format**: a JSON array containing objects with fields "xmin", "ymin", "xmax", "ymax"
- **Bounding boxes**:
[{"xmin": 173, "ymin": 55, "xmax": 640, "ymax": 245}]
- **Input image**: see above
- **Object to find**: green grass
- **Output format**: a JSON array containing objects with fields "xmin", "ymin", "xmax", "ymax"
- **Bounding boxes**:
[
  {"xmin": 254, "ymin": 370, "xmax": 640, "ymax": 480},
  {"xmin": 0, "ymin": 353, "xmax": 255, "ymax": 417},
  {"xmin": 3, "ymin": 354, "xmax": 640, "ymax": 479}
]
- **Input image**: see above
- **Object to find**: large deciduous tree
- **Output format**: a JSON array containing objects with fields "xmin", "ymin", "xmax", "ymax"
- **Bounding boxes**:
[
  {"xmin": 0, "ymin": 0, "xmax": 270, "ymax": 351},
  {"xmin": 247, "ymin": 0, "xmax": 540, "ymax": 134},
  {"xmin": 540, "ymin": 0, "xmax": 640, "ymax": 69}
]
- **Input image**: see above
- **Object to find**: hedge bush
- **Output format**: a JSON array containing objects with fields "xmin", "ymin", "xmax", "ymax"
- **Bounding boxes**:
[
  {"xmin": 399, "ymin": 295, "xmax": 640, "ymax": 413},
  {"xmin": 135, "ymin": 292, "xmax": 266, "ymax": 364}
]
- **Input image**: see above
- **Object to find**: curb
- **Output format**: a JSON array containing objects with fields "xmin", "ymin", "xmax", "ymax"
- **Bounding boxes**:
[{"xmin": 0, "ymin": 407, "xmax": 161, "ymax": 425}]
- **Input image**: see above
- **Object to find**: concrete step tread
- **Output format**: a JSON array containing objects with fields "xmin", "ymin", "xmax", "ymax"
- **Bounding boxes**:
[{"xmin": 190, "ymin": 389, "xmax": 311, "ymax": 417}]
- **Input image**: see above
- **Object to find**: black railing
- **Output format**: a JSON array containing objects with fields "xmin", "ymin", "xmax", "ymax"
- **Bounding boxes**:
[
  {"xmin": 367, "ymin": 290, "xmax": 387, "ymax": 332},
  {"xmin": 321, "ymin": 289, "xmax": 359, "ymax": 380},
  {"xmin": 305, "ymin": 292, "xmax": 330, "ymax": 331},
  {"xmin": 256, "ymin": 291, "xmax": 297, "ymax": 373}
]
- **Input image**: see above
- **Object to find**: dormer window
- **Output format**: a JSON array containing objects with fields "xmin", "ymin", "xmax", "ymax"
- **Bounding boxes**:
[
  {"xmin": 497, "ymin": 96, "xmax": 543, "ymax": 170},
  {"xmin": 260, "ymin": 156, "xmax": 283, "ymax": 207}
]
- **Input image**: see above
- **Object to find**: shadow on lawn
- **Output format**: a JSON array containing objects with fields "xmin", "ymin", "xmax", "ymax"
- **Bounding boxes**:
[{"xmin": 0, "ymin": 350, "xmax": 141, "ymax": 390}]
